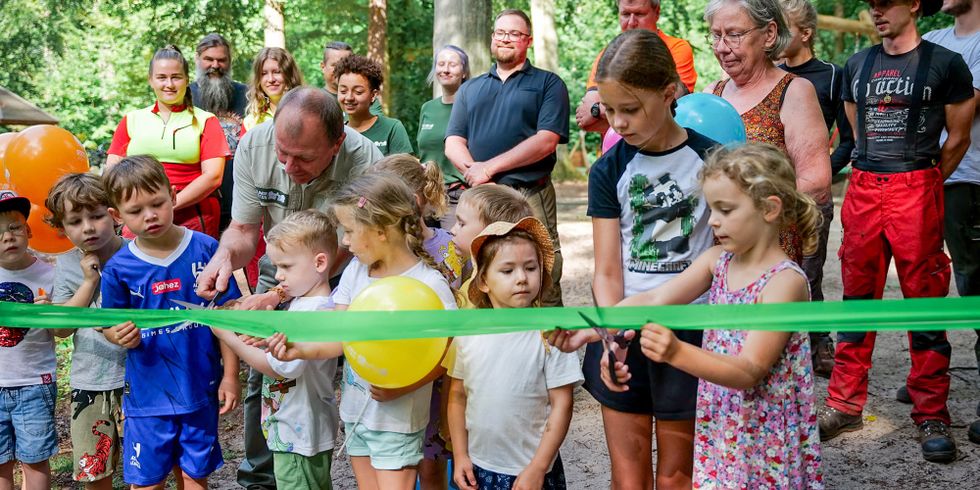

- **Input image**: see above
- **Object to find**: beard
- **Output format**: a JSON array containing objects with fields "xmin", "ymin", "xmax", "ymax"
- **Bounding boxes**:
[
  {"xmin": 195, "ymin": 66, "xmax": 234, "ymax": 114},
  {"xmin": 943, "ymin": 0, "xmax": 972, "ymax": 16}
]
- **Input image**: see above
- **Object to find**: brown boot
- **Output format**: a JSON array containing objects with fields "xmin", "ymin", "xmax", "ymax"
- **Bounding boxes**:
[{"xmin": 811, "ymin": 336, "xmax": 835, "ymax": 379}]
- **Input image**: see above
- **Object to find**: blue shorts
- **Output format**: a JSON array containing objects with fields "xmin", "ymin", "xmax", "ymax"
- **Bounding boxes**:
[
  {"xmin": 0, "ymin": 383, "xmax": 58, "ymax": 465},
  {"xmin": 472, "ymin": 453, "xmax": 566, "ymax": 489},
  {"xmin": 122, "ymin": 404, "xmax": 223, "ymax": 485},
  {"xmin": 344, "ymin": 422, "xmax": 424, "ymax": 470},
  {"xmin": 582, "ymin": 330, "xmax": 702, "ymax": 420}
]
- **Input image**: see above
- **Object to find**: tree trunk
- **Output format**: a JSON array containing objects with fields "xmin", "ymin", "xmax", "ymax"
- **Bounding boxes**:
[
  {"xmin": 368, "ymin": 0, "xmax": 390, "ymax": 113},
  {"xmin": 432, "ymin": 0, "xmax": 492, "ymax": 98},
  {"xmin": 834, "ymin": 0, "xmax": 844, "ymax": 55},
  {"xmin": 530, "ymin": 0, "xmax": 558, "ymax": 73},
  {"xmin": 263, "ymin": 0, "xmax": 285, "ymax": 48}
]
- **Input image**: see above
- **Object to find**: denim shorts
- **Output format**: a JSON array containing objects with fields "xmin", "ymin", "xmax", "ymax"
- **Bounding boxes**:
[
  {"xmin": 344, "ymin": 422, "xmax": 424, "ymax": 470},
  {"xmin": 0, "ymin": 383, "xmax": 59, "ymax": 464}
]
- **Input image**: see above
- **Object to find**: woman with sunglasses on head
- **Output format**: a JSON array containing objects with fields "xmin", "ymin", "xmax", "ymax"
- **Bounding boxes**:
[
  {"xmin": 106, "ymin": 45, "xmax": 230, "ymax": 239},
  {"xmin": 704, "ymin": 0, "xmax": 831, "ymax": 266}
]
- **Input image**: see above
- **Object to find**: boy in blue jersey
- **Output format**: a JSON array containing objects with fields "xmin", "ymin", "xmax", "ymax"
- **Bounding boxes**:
[{"xmin": 100, "ymin": 155, "xmax": 241, "ymax": 490}]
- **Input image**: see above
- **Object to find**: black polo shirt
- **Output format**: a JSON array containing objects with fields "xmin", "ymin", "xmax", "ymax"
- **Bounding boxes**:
[{"xmin": 446, "ymin": 60, "xmax": 569, "ymax": 186}]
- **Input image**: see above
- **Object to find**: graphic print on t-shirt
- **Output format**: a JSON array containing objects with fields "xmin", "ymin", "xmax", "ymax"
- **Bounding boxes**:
[
  {"xmin": 627, "ymin": 172, "xmax": 698, "ymax": 273},
  {"xmin": 861, "ymin": 65, "xmax": 930, "ymax": 146},
  {"xmin": 0, "ymin": 281, "xmax": 33, "ymax": 347}
]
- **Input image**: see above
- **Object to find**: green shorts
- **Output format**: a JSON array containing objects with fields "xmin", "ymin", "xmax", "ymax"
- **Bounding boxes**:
[
  {"xmin": 344, "ymin": 423, "xmax": 424, "ymax": 470},
  {"xmin": 70, "ymin": 388, "xmax": 123, "ymax": 483},
  {"xmin": 273, "ymin": 450, "xmax": 333, "ymax": 489}
]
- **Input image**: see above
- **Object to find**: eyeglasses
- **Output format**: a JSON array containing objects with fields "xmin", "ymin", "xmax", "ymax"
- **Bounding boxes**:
[
  {"xmin": 492, "ymin": 30, "xmax": 529, "ymax": 41},
  {"xmin": 706, "ymin": 27, "xmax": 760, "ymax": 49},
  {"xmin": 0, "ymin": 222, "xmax": 27, "ymax": 238}
]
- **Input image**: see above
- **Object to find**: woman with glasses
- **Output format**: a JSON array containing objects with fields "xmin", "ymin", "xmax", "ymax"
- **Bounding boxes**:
[
  {"xmin": 417, "ymin": 45, "xmax": 471, "ymax": 229},
  {"xmin": 106, "ymin": 45, "xmax": 230, "ymax": 238},
  {"xmin": 704, "ymin": 0, "xmax": 831, "ymax": 265}
]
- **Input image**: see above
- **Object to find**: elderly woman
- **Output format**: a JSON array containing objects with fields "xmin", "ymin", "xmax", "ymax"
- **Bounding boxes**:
[
  {"xmin": 418, "ymin": 45, "xmax": 471, "ymax": 229},
  {"xmin": 705, "ymin": 0, "xmax": 832, "ymax": 264}
]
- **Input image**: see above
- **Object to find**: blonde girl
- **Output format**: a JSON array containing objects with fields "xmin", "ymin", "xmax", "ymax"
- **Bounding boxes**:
[
  {"xmin": 266, "ymin": 173, "xmax": 456, "ymax": 490},
  {"xmin": 448, "ymin": 217, "xmax": 582, "ymax": 490},
  {"xmin": 373, "ymin": 154, "xmax": 466, "ymax": 288},
  {"xmin": 607, "ymin": 142, "xmax": 823, "ymax": 488},
  {"xmin": 243, "ymin": 47, "xmax": 304, "ymax": 132}
]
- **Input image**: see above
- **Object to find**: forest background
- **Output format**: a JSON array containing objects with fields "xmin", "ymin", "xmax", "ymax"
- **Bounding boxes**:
[{"xmin": 0, "ymin": 0, "xmax": 955, "ymax": 164}]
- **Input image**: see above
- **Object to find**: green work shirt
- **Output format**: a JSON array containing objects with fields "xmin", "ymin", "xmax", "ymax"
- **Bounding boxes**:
[
  {"xmin": 231, "ymin": 121, "xmax": 382, "ymax": 233},
  {"xmin": 417, "ymin": 97, "xmax": 464, "ymax": 186},
  {"xmin": 359, "ymin": 115, "xmax": 414, "ymax": 156}
]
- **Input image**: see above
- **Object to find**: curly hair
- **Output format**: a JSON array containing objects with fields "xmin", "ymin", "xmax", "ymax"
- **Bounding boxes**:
[
  {"xmin": 700, "ymin": 142, "xmax": 821, "ymax": 255},
  {"xmin": 44, "ymin": 173, "xmax": 112, "ymax": 229},
  {"xmin": 333, "ymin": 54, "xmax": 384, "ymax": 91},
  {"xmin": 245, "ymin": 47, "xmax": 304, "ymax": 121}
]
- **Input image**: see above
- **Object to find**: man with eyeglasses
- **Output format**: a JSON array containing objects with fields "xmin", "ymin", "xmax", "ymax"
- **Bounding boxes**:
[
  {"xmin": 575, "ymin": 0, "xmax": 697, "ymax": 138},
  {"xmin": 445, "ymin": 8, "xmax": 570, "ymax": 307},
  {"xmin": 819, "ymin": 0, "xmax": 974, "ymax": 464}
]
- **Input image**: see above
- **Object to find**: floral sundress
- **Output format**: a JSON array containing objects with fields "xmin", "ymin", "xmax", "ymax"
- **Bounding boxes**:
[{"xmin": 694, "ymin": 251, "xmax": 823, "ymax": 489}]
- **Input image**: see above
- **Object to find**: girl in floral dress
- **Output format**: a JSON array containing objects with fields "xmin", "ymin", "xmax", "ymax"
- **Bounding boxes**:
[{"xmin": 608, "ymin": 143, "xmax": 824, "ymax": 488}]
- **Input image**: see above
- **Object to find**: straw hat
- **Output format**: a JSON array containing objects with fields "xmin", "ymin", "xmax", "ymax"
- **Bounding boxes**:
[{"xmin": 468, "ymin": 216, "xmax": 554, "ymax": 306}]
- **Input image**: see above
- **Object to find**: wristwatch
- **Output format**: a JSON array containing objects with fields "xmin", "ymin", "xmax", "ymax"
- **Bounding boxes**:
[{"xmin": 591, "ymin": 102, "xmax": 601, "ymax": 119}]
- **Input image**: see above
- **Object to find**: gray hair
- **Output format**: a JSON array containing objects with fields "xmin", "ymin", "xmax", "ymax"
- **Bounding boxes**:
[
  {"xmin": 781, "ymin": 0, "xmax": 818, "ymax": 46},
  {"xmin": 426, "ymin": 45, "xmax": 471, "ymax": 86},
  {"xmin": 704, "ymin": 0, "xmax": 791, "ymax": 60},
  {"xmin": 276, "ymin": 86, "xmax": 345, "ymax": 143},
  {"xmin": 196, "ymin": 33, "xmax": 232, "ymax": 61}
]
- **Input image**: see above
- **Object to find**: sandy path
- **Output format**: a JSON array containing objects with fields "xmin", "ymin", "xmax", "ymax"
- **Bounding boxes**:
[{"xmin": 201, "ymin": 181, "xmax": 978, "ymax": 489}]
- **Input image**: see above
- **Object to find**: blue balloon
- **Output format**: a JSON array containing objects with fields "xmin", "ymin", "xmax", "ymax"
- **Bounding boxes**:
[{"xmin": 674, "ymin": 93, "xmax": 747, "ymax": 146}]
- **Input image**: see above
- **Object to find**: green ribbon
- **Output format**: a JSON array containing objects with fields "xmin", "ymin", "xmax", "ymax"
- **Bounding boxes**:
[{"xmin": 2, "ymin": 296, "xmax": 979, "ymax": 342}]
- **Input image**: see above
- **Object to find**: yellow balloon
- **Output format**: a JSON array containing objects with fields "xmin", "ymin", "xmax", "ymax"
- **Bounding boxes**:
[{"xmin": 343, "ymin": 276, "xmax": 449, "ymax": 389}]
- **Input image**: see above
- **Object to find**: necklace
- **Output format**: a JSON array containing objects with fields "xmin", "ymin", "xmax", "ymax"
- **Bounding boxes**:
[{"xmin": 875, "ymin": 47, "xmax": 917, "ymax": 105}]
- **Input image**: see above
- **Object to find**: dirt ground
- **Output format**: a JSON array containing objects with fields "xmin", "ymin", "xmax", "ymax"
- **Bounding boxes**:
[{"xmin": 45, "ymin": 181, "xmax": 979, "ymax": 489}]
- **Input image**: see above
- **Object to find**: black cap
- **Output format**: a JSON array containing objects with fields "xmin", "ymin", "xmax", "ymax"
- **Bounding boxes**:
[{"xmin": 866, "ymin": 0, "xmax": 942, "ymax": 17}]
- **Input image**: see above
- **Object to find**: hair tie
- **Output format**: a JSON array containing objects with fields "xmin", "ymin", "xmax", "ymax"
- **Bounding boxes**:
[{"xmin": 357, "ymin": 196, "xmax": 368, "ymax": 208}]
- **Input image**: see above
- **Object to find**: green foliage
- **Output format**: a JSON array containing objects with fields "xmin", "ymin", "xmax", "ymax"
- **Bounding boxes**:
[{"xmin": 0, "ymin": 0, "xmax": 957, "ymax": 156}]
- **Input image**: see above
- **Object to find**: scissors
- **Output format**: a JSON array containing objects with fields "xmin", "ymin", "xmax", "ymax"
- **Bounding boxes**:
[
  {"xmin": 578, "ymin": 311, "xmax": 632, "ymax": 386},
  {"xmin": 170, "ymin": 290, "xmax": 227, "ymax": 331}
]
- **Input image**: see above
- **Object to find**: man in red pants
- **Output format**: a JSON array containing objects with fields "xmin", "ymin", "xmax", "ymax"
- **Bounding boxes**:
[{"xmin": 818, "ymin": 0, "xmax": 975, "ymax": 463}]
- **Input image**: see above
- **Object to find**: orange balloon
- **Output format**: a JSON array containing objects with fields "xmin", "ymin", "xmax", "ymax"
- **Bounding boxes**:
[
  {"xmin": 0, "ymin": 132, "xmax": 17, "ymax": 188},
  {"xmin": 5, "ymin": 125, "xmax": 88, "ymax": 203},
  {"xmin": 26, "ymin": 203, "xmax": 73, "ymax": 254}
]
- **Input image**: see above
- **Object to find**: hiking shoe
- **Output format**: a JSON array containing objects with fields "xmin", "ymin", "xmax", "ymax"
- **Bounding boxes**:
[
  {"xmin": 896, "ymin": 385, "xmax": 912, "ymax": 404},
  {"xmin": 919, "ymin": 420, "xmax": 957, "ymax": 463},
  {"xmin": 969, "ymin": 419, "xmax": 980, "ymax": 444},
  {"xmin": 812, "ymin": 338, "xmax": 835, "ymax": 379},
  {"xmin": 818, "ymin": 406, "xmax": 863, "ymax": 441}
]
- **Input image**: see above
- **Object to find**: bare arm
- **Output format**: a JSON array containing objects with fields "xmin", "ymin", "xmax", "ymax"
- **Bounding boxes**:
[
  {"xmin": 513, "ymin": 384, "xmax": 574, "ymax": 490},
  {"xmin": 576, "ymin": 90, "xmax": 609, "ymax": 133},
  {"xmin": 217, "ymin": 339, "xmax": 241, "ymax": 414},
  {"xmin": 940, "ymin": 96, "xmax": 975, "ymax": 179},
  {"xmin": 212, "ymin": 327, "xmax": 278, "ymax": 378},
  {"xmin": 485, "ymin": 130, "xmax": 561, "ymax": 176},
  {"xmin": 447, "ymin": 376, "xmax": 477, "ymax": 490},
  {"xmin": 196, "ymin": 219, "xmax": 261, "ymax": 299},
  {"xmin": 105, "ymin": 154, "xmax": 122, "ymax": 167},
  {"xmin": 174, "ymin": 157, "xmax": 224, "ymax": 210},
  {"xmin": 639, "ymin": 270, "xmax": 809, "ymax": 390},
  {"xmin": 445, "ymin": 135, "xmax": 475, "ymax": 175},
  {"xmin": 618, "ymin": 246, "xmax": 719, "ymax": 307},
  {"xmin": 782, "ymin": 78, "xmax": 832, "ymax": 204},
  {"xmin": 592, "ymin": 218, "xmax": 625, "ymax": 307}
]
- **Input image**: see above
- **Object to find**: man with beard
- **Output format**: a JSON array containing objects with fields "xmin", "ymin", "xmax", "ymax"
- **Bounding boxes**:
[
  {"xmin": 922, "ymin": 0, "xmax": 980, "ymax": 446},
  {"xmin": 445, "ymin": 8, "xmax": 569, "ymax": 307},
  {"xmin": 190, "ymin": 33, "xmax": 250, "ymax": 231}
]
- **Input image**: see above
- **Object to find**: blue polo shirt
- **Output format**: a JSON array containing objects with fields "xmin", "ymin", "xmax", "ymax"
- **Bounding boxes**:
[{"xmin": 446, "ymin": 60, "xmax": 569, "ymax": 186}]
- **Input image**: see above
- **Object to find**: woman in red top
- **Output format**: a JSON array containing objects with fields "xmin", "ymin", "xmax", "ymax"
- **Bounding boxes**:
[{"xmin": 107, "ymin": 45, "xmax": 230, "ymax": 238}]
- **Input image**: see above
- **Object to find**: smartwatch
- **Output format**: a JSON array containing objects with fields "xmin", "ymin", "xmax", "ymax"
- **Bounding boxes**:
[{"xmin": 591, "ymin": 102, "xmax": 601, "ymax": 119}]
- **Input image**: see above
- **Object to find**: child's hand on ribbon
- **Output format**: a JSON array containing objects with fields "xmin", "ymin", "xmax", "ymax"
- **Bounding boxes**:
[
  {"xmin": 103, "ymin": 321, "xmax": 141, "ymax": 349},
  {"xmin": 638, "ymin": 323, "xmax": 680, "ymax": 363}
]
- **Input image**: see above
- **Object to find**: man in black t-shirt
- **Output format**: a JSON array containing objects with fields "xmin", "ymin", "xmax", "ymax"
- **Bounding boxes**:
[{"xmin": 819, "ymin": 0, "xmax": 975, "ymax": 464}]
